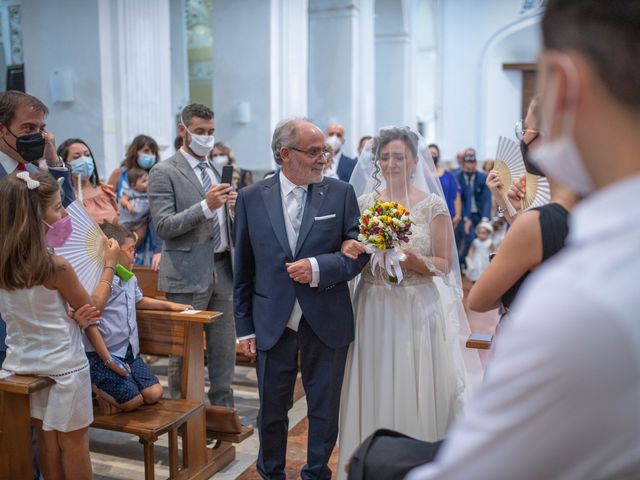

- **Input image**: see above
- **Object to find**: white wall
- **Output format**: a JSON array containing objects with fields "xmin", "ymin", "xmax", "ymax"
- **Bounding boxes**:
[
  {"xmin": 21, "ymin": 0, "xmax": 106, "ymax": 175},
  {"xmin": 435, "ymin": 0, "xmax": 542, "ymax": 162}
]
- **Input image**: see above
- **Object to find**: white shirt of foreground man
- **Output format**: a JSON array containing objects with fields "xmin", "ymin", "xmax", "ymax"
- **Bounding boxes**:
[{"xmin": 408, "ymin": 174, "xmax": 640, "ymax": 479}]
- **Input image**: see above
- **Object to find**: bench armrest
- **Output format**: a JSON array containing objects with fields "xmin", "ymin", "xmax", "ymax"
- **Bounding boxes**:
[{"xmin": 0, "ymin": 375, "xmax": 53, "ymax": 395}]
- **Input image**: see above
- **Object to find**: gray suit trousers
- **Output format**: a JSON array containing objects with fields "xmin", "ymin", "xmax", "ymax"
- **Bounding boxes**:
[{"xmin": 166, "ymin": 251, "xmax": 236, "ymax": 407}]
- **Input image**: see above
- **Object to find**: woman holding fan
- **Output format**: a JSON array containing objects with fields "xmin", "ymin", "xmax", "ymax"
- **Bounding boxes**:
[{"xmin": 468, "ymin": 97, "xmax": 580, "ymax": 317}]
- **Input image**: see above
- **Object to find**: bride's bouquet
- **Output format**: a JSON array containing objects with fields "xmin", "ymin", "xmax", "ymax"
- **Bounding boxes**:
[{"xmin": 358, "ymin": 200, "xmax": 414, "ymax": 284}]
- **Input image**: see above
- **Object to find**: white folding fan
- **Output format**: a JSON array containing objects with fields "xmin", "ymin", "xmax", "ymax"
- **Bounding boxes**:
[
  {"xmin": 54, "ymin": 200, "xmax": 107, "ymax": 294},
  {"xmin": 494, "ymin": 136, "xmax": 550, "ymax": 215}
]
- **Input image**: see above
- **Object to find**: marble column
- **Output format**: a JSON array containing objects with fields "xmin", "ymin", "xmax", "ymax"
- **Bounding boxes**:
[{"xmin": 308, "ymin": 0, "xmax": 374, "ymax": 156}]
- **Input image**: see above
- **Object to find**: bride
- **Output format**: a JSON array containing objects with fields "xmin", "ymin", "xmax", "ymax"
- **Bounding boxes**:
[{"xmin": 337, "ymin": 127, "xmax": 481, "ymax": 478}]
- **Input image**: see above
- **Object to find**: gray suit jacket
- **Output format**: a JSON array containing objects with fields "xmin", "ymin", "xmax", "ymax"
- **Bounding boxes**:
[{"xmin": 148, "ymin": 151, "xmax": 218, "ymax": 294}]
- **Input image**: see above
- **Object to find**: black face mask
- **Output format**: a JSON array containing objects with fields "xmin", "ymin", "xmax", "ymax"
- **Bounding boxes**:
[
  {"xmin": 432, "ymin": 155, "xmax": 439, "ymax": 166},
  {"xmin": 3, "ymin": 126, "xmax": 46, "ymax": 163},
  {"xmin": 519, "ymin": 137, "xmax": 544, "ymax": 176}
]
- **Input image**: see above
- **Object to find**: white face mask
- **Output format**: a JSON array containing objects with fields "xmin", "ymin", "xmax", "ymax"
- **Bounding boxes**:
[
  {"xmin": 529, "ymin": 56, "xmax": 595, "ymax": 196},
  {"xmin": 326, "ymin": 134, "xmax": 342, "ymax": 153},
  {"xmin": 212, "ymin": 155, "xmax": 228, "ymax": 168},
  {"xmin": 182, "ymin": 120, "xmax": 215, "ymax": 158}
]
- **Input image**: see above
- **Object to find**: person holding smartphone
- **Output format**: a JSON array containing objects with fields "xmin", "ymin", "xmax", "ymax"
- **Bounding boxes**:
[{"xmin": 148, "ymin": 104, "xmax": 237, "ymax": 407}]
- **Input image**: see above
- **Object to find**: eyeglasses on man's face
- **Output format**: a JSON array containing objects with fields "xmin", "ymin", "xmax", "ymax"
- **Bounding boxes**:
[
  {"xmin": 288, "ymin": 146, "xmax": 332, "ymax": 160},
  {"xmin": 515, "ymin": 119, "xmax": 540, "ymax": 141}
]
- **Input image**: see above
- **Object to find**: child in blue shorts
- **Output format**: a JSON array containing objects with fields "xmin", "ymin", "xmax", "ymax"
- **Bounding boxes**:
[{"xmin": 84, "ymin": 223, "xmax": 192, "ymax": 412}]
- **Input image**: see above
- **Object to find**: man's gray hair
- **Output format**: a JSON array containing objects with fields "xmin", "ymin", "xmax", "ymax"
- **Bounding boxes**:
[{"xmin": 271, "ymin": 117, "xmax": 314, "ymax": 165}]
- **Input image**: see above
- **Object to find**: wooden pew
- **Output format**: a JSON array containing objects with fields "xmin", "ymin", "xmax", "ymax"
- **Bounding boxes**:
[
  {"xmin": 0, "ymin": 375, "xmax": 53, "ymax": 480},
  {"xmin": 135, "ymin": 266, "xmax": 256, "ymax": 367},
  {"xmin": 466, "ymin": 332, "xmax": 493, "ymax": 349},
  {"xmin": 92, "ymin": 308, "xmax": 231, "ymax": 480}
]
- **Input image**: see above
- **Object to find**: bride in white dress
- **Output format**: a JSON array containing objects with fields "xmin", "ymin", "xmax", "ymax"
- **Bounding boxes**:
[{"xmin": 337, "ymin": 127, "xmax": 481, "ymax": 478}]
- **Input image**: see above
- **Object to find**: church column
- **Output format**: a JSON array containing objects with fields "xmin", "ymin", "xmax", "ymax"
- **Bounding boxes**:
[
  {"xmin": 308, "ymin": 0, "xmax": 375, "ymax": 157},
  {"xmin": 374, "ymin": 0, "xmax": 413, "ymax": 129},
  {"xmin": 213, "ymin": 0, "xmax": 308, "ymax": 171}
]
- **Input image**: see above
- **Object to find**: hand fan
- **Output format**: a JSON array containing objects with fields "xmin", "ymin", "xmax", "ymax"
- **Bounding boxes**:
[
  {"xmin": 54, "ymin": 200, "xmax": 107, "ymax": 294},
  {"xmin": 494, "ymin": 136, "xmax": 551, "ymax": 214},
  {"xmin": 493, "ymin": 136, "xmax": 525, "ymax": 216}
]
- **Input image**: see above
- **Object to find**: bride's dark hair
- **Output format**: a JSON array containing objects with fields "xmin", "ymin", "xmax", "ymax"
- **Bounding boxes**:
[{"xmin": 370, "ymin": 127, "xmax": 419, "ymax": 194}]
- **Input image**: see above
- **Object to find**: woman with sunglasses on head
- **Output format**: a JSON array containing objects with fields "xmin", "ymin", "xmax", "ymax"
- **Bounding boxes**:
[{"xmin": 468, "ymin": 96, "xmax": 580, "ymax": 322}]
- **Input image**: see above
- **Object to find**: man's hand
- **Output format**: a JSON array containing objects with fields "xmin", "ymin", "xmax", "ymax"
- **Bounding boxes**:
[
  {"xmin": 69, "ymin": 304, "xmax": 101, "ymax": 330},
  {"xmin": 151, "ymin": 253, "xmax": 161, "ymax": 271},
  {"xmin": 452, "ymin": 215, "xmax": 461, "ymax": 228},
  {"xmin": 205, "ymin": 183, "xmax": 232, "ymax": 210},
  {"xmin": 42, "ymin": 130, "xmax": 60, "ymax": 167},
  {"xmin": 286, "ymin": 259, "xmax": 313, "ymax": 284},
  {"xmin": 239, "ymin": 338, "xmax": 257, "ymax": 359},
  {"xmin": 464, "ymin": 218, "xmax": 472, "ymax": 235},
  {"xmin": 341, "ymin": 239, "xmax": 366, "ymax": 260},
  {"xmin": 227, "ymin": 191, "xmax": 238, "ymax": 218}
]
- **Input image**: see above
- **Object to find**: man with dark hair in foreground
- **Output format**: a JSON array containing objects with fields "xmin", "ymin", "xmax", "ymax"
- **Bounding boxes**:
[{"xmin": 349, "ymin": 1, "xmax": 640, "ymax": 478}]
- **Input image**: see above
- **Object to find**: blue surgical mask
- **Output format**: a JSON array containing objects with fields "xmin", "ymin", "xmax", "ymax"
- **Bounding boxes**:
[
  {"xmin": 137, "ymin": 153, "xmax": 156, "ymax": 170},
  {"xmin": 70, "ymin": 156, "xmax": 95, "ymax": 178}
]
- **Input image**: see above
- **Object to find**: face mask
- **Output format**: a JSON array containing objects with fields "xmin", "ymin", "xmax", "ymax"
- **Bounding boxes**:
[
  {"xmin": 181, "ymin": 119, "xmax": 215, "ymax": 158},
  {"xmin": 326, "ymin": 135, "xmax": 342, "ymax": 153},
  {"xmin": 212, "ymin": 155, "xmax": 228, "ymax": 168},
  {"xmin": 137, "ymin": 153, "xmax": 156, "ymax": 170},
  {"xmin": 529, "ymin": 56, "xmax": 595, "ymax": 196},
  {"xmin": 519, "ymin": 138, "xmax": 544, "ymax": 176},
  {"xmin": 43, "ymin": 215, "xmax": 73, "ymax": 248},
  {"xmin": 3, "ymin": 127, "xmax": 45, "ymax": 163},
  {"xmin": 432, "ymin": 155, "xmax": 439, "ymax": 166},
  {"xmin": 70, "ymin": 156, "xmax": 95, "ymax": 178}
]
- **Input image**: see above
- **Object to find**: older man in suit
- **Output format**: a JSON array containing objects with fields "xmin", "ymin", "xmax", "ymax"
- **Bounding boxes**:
[
  {"xmin": 148, "ymin": 103, "xmax": 237, "ymax": 407},
  {"xmin": 234, "ymin": 118, "xmax": 369, "ymax": 479},
  {"xmin": 0, "ymin": 90, "xmax": 76, "ymax": 367},
  {"xmin": 325, "ymin": 123, "xmax": 357, "ymax": 182}
]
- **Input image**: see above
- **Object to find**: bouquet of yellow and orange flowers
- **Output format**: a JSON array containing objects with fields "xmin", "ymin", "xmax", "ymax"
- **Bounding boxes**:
[{"xmin": 358, "ymin": 200, "xmax": 414, "ymax": 283}]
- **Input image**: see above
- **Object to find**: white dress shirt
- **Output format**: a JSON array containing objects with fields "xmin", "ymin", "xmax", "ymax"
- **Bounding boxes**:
[
  {"xmin": 237, "ymin": 172, "xmax": 320, "ymax": 340},
  {"xmin": 180, "ymin": 147, "xmax": 229, "ymax": 252},
  {"xmin": 0, "ymin": 150, "xmax": 18, "ymax": 173},
  {"xmin": 409, "ymin": 173, "xmax": 640, "ymax": 480}
]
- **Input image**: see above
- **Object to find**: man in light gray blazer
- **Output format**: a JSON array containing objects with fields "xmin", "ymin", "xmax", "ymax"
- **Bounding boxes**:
[{"xmin": 148, "ymin": 103, "xmax": 237, "ymax": 407}]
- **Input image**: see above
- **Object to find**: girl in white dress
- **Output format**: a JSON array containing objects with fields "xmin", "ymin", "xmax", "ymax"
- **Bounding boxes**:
[
  {"xmin": 337, "ymin": 128, "xmax": 482, "ymax": 478},
  {"xmin": 0, "ymin": 171, "xmax": 119, "ymax": 479},
  {"xmin": 465, "ymin": 221, "xmax": 494, "ymax": 282}
]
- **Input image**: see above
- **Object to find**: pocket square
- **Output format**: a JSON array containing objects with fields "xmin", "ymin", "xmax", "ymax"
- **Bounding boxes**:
[{"xmin": 314, "ymin": 214, "xmax": 336, "ymax": 221}]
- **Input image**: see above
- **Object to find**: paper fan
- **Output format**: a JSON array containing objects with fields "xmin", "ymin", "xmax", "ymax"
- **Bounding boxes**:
[
  {"xmin": 494, "ymin": 136, "xmax": 525, "ymax": 216},
  {"xmin": 54, "ymin": 200, "xmax": 107, "ymax": 294},
  {"xmin": 494, "ymin": 136, "xmax": 550, "ymax": 214}
]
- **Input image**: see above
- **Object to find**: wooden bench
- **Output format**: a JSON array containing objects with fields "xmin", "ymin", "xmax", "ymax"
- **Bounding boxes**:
[
  {"xmin": 466, "ymin": 332, "xmax": 493, "ymax": 350},
  {"xmin": 0, "ymin": 375, "xmax": 53, "ymax": 480},
  {"xmin": 91, "ymin": 308, "xmax": 231, "ymax": 480},
  {"xmin": 135, "ymin": 266, "xmax": 256, "ymax": 367}
]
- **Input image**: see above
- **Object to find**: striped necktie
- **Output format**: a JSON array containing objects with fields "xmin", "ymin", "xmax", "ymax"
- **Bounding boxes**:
[{"xmin": 196, "ymin": 162, "xmax": 222, "ymax": 250}]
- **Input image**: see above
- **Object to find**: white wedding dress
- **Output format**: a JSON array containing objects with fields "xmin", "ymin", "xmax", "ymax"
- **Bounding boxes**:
[{"xmin": 337, "ymin": 192, "xmax": 468, "ymax": 479}]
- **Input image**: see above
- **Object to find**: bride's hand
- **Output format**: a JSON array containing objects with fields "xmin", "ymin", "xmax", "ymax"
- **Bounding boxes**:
[
  {"xmin": 398, "ymin": 249, "xmax": 433, "ymax": 276},
  {"xmin": 341, "ymin": 239, "xmax": 366, "ymax": 259}
]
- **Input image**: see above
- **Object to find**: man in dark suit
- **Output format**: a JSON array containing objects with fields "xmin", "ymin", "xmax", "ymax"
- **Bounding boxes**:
[
  {"xmin": 455, "ymin": 149, "xmax": 491, "ymax": 265},
  {"xmin": 234, "ymin": 119, "xmax": 368, "ymax": 479},
  {"xmin": 148, "ymin": 103, "xmax": 237, "ymax": 407},
  {"xmin": 0, "ymin": 90, "xmax": 75, "ymax": 367},
  {"xmin": 325, "ymin": 123, "xmax": 357, "ymax": 182}
]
